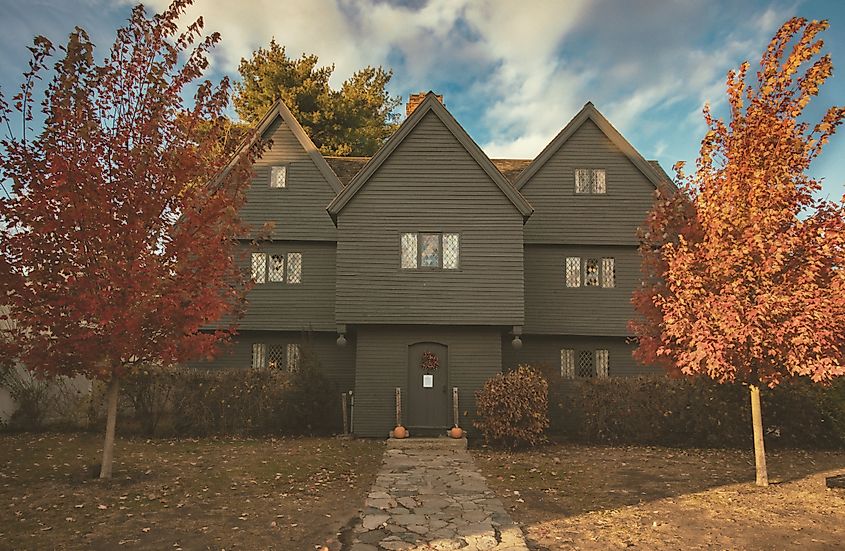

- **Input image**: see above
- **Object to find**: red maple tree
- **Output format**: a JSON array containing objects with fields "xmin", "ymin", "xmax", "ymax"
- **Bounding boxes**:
[
  {"xmin": 633, "ymin": 17, "xmax": 845, "ymax": 486},
  {"xmin": 0, "ymin": 0, "xmax": 261, "ymax": 478}
]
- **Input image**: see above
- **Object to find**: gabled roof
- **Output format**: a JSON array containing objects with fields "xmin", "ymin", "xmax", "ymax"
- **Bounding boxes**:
[
  {"xmin": 513, "ymin": 102, "xmax": 676, "ymax": 193},
  {"xmin": 326, "ymin": 92, "xmax": 534, "ymax": 221},
  {"xmin": 325, "ymin": 156, "xmax": 532, "ymax": 186},
  {"xmin": 239, "ymin": 99, "xmax": 344, "ymax": 194}
]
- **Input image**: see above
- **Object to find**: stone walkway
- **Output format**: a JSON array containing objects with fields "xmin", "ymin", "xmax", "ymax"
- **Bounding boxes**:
[{"xmin": 344, "ymin": 438, "xmax": 528, "ymax": 551}]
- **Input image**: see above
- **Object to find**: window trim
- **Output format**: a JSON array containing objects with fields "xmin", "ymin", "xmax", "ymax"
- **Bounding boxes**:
[
  {"xmin": 400, "ymin": 231, "xmax": 461, "ymax": 271},
  {"xmin": 269, "ymin": 164, "xmax": 289, "ymax": 189}
]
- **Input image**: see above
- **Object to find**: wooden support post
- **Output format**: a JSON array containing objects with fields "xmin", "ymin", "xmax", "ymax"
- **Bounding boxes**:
[
  {"xmin": 750, "ymin": 385, "xmax": 769, "ymax": 487},
  {"xmin": 395, "ymin": 387, "xmax": 402, "ymax": 426},
  {"xmin": 341, "ymin": 392, "xmax": 349, "ymax": 435},
  {"xmin": 452, "ymin": 387, "xmax": 459, "ymax": 427}
]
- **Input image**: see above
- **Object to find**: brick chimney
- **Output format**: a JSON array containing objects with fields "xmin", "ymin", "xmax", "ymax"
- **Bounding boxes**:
[{"xmin": 406, "ymin": 91, "xmax": 443, "ymax": 117}]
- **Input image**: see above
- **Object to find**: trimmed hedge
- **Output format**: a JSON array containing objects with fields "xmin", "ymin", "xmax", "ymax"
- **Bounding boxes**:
[{"xmin": 537, "ymin": 369, "xmax": 845, "ymax": 449}]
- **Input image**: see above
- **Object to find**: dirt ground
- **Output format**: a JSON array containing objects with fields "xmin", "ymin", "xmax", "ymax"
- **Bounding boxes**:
[
  {"xmin": 0, "ymin": 432, "xmax": 384, "ymax": 550},
  {"xmin": 474, "ymin": 445, "xmax": 845, "ymax": 551}
]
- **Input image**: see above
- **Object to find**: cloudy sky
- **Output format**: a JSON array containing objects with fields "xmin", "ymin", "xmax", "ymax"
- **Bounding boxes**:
[{"xmin": 1, "ymin": 0, "xmax": 843, "ymax": 201}]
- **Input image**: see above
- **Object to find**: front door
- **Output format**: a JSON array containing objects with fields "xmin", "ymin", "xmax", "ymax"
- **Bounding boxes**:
[{"xmin": 407, "ymin": 342, "xmax": 449, "ymax": 428}]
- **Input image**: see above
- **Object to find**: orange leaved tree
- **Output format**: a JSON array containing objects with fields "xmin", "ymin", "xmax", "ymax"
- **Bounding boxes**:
[
  {"xmin": 634, "ymin": 17, "xmax": 845, "ymax": 486},
  {"xmin": 0, "ymin": 0, "xmax": 261, "ymax": 478}
]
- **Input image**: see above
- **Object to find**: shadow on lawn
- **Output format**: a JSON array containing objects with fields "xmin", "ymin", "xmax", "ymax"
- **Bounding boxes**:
[{"xmin": 475, "ymin": 444, "xmax": 845, "ymax": 519}]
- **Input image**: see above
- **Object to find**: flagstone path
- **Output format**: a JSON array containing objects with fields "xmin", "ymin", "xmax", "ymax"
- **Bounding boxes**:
[{"xmin": 344, "ymin": 438, "xmax": 529, "ymax": 551}]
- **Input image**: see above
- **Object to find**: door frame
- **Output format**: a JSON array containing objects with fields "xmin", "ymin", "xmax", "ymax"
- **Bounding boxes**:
[{"xmin": 406, "ymin": 341, "xmax": 450, "ymax": 428}]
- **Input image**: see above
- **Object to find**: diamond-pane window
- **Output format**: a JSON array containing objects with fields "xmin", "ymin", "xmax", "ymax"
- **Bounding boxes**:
[
  {"xmin": 267, "ymin": 344, "xmax": 285, "ymax": 370},
  {"xmin": 601, "ymin": 257, "xmax": 615, "ymax": 288},
  {"xmin": 577, "ymin": 350, "xmax": 594, "ymax": 378},
  {"xmin": 593, "ymin": 169, "xmax": 606, "ymax": 194},
  {"xmin": 561, "ymin": 349, "xmax": 575, "ymax": 379},
  {"xmin": 401, "ymin": 233, "xmax": 418, "ymax": 269},
  {"xmin": 596, "ymin": 349, "xmax": 609, "ymax": 378},
  {"xmin": 286, "ymin": 343, "xmax": 301, "ymax": 371},
  {"xmin": 443, "ymin": 233, "xmax": 459, "ymax": 269},
  {"xmin": 270, "ymin": 165, "xmax": 287, "ymax": 188},
  {"xmin": 286, "ymin": 252, "xmax": 302, "ymax": 284},
  {"xmin": 565, "ymin": 257, "xmax": 581, "ymax": 287},
  {"xmin": 251, "ymin": 253, "xmax": 267, "ymax": 283},
  {"xmin": 251, "ymin": 343, "xmax": 267, "ymax": 369},
  {"xmin": 575, "ymin": 169, "xmax": 591, "ymax": 194},
  {"xmin": 585, "ymin": 258, "xmax": 599, "ymax": 286},
  {"xmin": 269, "ymin": 254, "xmax": 285, "ymax": 282},
  {"xmin": 420, "ymin": 234, "xmax": 440, "ymax": 268}
]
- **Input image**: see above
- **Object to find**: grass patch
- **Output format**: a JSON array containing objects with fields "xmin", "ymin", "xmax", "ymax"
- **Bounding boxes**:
[{"xmin": 0, "ymin": 432, "xmax": 383, "ymax": 550}]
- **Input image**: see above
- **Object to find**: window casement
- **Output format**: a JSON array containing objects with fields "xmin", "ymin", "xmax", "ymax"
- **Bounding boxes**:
[
  {"xmin": 251, "ymin": 252, "xmax": 302, "ymax": 284},
  {"xmin": 400, "ymin": 232, "xmax": 460, "ymax": 270},
  {"xmin": 270, "ymin": 165, "xmax": 288, "ymax": 188},
  {"xmin": 267, "ymin": 344, "xmax": 285, "ymax": 369},
  {"xmin": 565, "ymin": 257, "xmax": 615, "ymax": 288},
  {"xmin": 575, "ymin": 168, "xmax": 606, "ymax": 194},
  {"xmin": 286, "ymin": 343, "xmax": 301, "ymax": 371},
  {"xmin": 562, "ymin": 349, "xmax": 611, "ymax": 379},
  {"xmin": 251, "ymin": 343, "xmax": 267, "ymax": 369}
]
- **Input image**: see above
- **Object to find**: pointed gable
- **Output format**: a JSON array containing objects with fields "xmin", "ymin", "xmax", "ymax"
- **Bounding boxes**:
[
  {"xmin": 327, "ymin": 92, "xmax": 533, "ymax": 222},
  {"xmin": 241, "ymin": 100, "xmax": 343, "ymax": 241}
]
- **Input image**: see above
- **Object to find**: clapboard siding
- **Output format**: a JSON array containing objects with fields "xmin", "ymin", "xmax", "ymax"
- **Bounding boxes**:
[
  {"xmin": 242, "ymin": 118, "xmax": 338, "ymax": 241},
  {"xmin": 353, "ymin": 326, "xmax": 502, "ymax": 437},
  {"xmin": 189, "ymin": 330, "xmax": 355, "ymax": 392},
  {"xmin": 335, "ymin": 111, "xmax": 525, "ymax": 326},
  {"xmin": 524, "ymin": 244, "xmax": 639, "ymax": 335},
  {"xmin": 502, "ymin": 334, "xmax": 660, "ymax": 377},
  {"xmin": 521, "ymin": 119, "xmax": 655, "ymax": 245},
  {"xmin": 239, "ymin": 241, "xmax": 336, "ymax": 332}
]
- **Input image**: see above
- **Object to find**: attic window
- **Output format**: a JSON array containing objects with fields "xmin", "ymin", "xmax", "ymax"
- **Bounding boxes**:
[
  {"xmin": 401, "ymin": 233, "xmax": 460, "ymax": 270},
  {"xmin": 575, "ymin": 168, "xmax": 606, "ymax": 194},
  {"xmin": 270, "ymin": 165, "xmax": 287, "ymax": 188}
]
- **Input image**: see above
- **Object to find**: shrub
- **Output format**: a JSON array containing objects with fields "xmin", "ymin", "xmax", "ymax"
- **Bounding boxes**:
[
  {"xmin": 0, "ymin": 364, "xmax": 51, "ymax": 430},
  {"xmin": 474, "ymin": 365, "xmax": 549, "ymax": 449},
  {"xmin": 547, "ymin": 375, "xmax": 845, "ymax": 449}
]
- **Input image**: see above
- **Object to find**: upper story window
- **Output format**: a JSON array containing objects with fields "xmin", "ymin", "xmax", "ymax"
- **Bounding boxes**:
[
  {"xmin": 401, "ymin": 232, "xmax": 460, "ymax": 270},
  {"xmin": 561, "ymin": 348, "xmax": 610, "ymax": 379},
  {"xmin": 575, "ymin": 168, "xmax": 606, "ymax": 194},
  {"xmin": 270, "ymin": 165, "xmax": 287, "ymax": 188},
  {"xmin": 565, "ymin": 257, "xmax": 615, "ymax": 288},
  {"xmin": 251, "ymin": 251, "xmax": 302, "ymax": 284}
]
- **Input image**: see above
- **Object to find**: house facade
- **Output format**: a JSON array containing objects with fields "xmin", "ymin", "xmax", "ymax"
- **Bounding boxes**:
[{"xmin": 194, "ymin": 92, "xmax": 671, "ymax": 437}]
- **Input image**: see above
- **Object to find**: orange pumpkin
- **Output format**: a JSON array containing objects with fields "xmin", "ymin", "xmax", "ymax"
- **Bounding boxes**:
[
  {"xmin": 392, "ymin": 425, "xmax": 408, "ymax": 439},
  {"xmin": 449, "ymin": 426, "xmax": 463, "ymax": 439}
]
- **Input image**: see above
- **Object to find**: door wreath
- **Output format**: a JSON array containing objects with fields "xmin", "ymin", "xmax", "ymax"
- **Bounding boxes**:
[{"xmin": 420, "ymin": 351, "xmax": 439, "ymax": 371}]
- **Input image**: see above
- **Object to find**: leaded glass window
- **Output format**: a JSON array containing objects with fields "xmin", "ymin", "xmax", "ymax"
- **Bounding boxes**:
[
  {"xmin": 593, "ymin": 169, "xmax": 606, "ymax": 194},
  {"xmin": 401, "ymin": 233, "xmax": 418, "ymax": 269},
  {"xmin": 251, "ymin": 343, "xmax": 267, "ymax": 369},
  {"xmin": 561, "ymin": 349, "xmax": 575, "ymax": 379},
  {"xmin": 585, "ymin": 258, "xmax": 599, "ymax": 286},
  {"xmin": 577, "ymin": 350, "xmax": 594, "ymax": 378},
  {"xmin": 420, "ymin": 234, "xmax": 440, "ymax": 268},
  {"xmin": 286, "ymin": 343, "xmax": 301, "ymax": 371},
  {"xmin": 287, "ymin": 252, "xmax": 302, "ymax": 284},
  {"xmin": 269, "ymin": 254, "xmax": 285, "ymax": 282},
  {"xmin": 575, "ymin": 169, "xmax": 591, "ymax": 194},
  {"xmin": 267, "ymin": 344, "xmax": 285, "ymax": 370},
  {"xmin": 270, "ymin": 165, "xmax": 287, "ymax": 188},
  {"xmin": 596, "ymin": 349, "xmax": 609, "ymax": 378},
  {"xmin": 443, "ymin": 233, "xmax": 460, "ymax": 269},
  {"xmin": 601, "ymin": 257, "xmax": 615, "ymax": 288},
  {"xmin": 251, "ymin": 253, "xmax": 267, "ymax": 283},
  {"xmin": 565, "ymin": 257, "xmax": 581, "ymax": 287}
]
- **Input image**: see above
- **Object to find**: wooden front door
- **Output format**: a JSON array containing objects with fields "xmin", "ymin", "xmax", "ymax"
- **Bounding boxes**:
[{"xmin": 407, "ymin": 342, "xmax": 449, "ymax": 428}]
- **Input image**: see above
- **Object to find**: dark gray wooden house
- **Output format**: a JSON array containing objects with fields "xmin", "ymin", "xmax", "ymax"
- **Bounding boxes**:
[{"xmin": 195, "ymin": 92, "xmax": 670, "ymax": 437}]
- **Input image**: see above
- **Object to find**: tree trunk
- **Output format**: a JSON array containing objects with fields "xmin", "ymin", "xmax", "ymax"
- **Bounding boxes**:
[
  {"xmin": 749, "ymin": 384, "xmax": 768, "ymax": 487},
  {"xmin": 99, "ymin": 375, "xmax": 120, "ymax": 480}
]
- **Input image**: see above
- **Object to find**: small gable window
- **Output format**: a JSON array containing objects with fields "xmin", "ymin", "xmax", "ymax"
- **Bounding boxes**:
[
  {"xmin": 270, "ymin": 165, "xmax": 287, "ymax": 188},
  {"xmin": 401, "ymin": 232, "xmax": 460, "ymax": 270},
  {"xmin": 575, "ymin": 168, "xmax": 606, "ymax": 194},
  {"xmin": 251, "ymin": 252, "xmax": 302, "ymax": 284}
]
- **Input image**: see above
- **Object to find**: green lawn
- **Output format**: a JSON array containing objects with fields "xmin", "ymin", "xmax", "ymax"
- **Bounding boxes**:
[{"xmin": 0, "ymin": 432, "xmax": 383, "ymax": 550}]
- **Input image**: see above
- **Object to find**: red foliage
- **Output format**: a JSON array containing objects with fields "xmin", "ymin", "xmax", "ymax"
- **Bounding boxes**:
[
  {"xmin": 633, "ymin": 17, "xmax": 845, "ymax": 387},
  {"xmin": 0, "ymin": 0, "xmax": 262, "ymax": 381}
]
